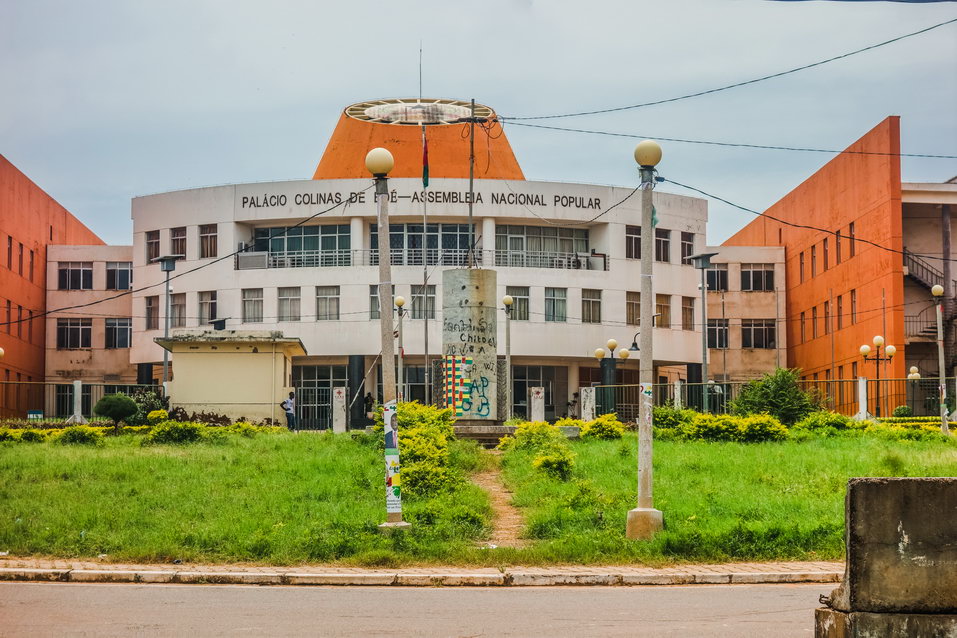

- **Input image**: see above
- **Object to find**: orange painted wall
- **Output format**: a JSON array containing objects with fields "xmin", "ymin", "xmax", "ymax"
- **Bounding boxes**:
[
  {"xmin": 313, "ymin": 113, "xmax": 525, "ymax": 181},
  {"xmin": 724, "ymin": 117, "xmax": 905, "ymax": 380},
  {"xmin": 0, "ymin": 154, "xmax": 104, "ymax": 415}
]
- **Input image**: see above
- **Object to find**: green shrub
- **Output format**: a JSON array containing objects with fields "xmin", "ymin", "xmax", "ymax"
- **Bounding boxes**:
[
  {"xmin": 126, "ymin": 388, "xmax": 170, "ymax": 427},
  {"xmin": 680, "ymin": 413, "xmax": 787, "ymax": 443},
  {"xmin": 865, "ymin": 423, "xmax": 954, "ymax": 444},
  {"xmin": 736, "ymin": 414, "xmax": 788, "ymax": 442},
  {"xmin": 554, "ymin": 417, "xmax": 586, "ymax": 430},
  {"xmin": 402, "ymin": 461, "xmax": 462, "ymax": 496},
  {"xmin": 121, "ymin": 425, "xmax": 151, "ymax": 435},
  {"xmin": 18, "ymin": 429, "xmax": 47, "ymax": 443},
  {"xmin": 532, "ymin": 444, "xmax": 576, "ymax": 481},
  {"xmin": 892, "ymin": 405, "xmax": 913, "ymax": 418},
  {"xmin": 580, "ymin": 413, "xmax": 625, "ymax": 440},
  {"xmin": 794, "ymin": 411, "xmax": 853, "ymax": 432},
  {"xmin": 373, "ymin": 401, "xmax": 455, "ymax": 438},
  {"xmin": 503, "ymin": 416, "xmax": 526, "ymax": 427},
  {"xmin": 94, "ymin": 394, "xmax": 139, "ymax": 433},
  {"xmin": 144, "ymin": 421, "xmax": 208, "ymax": 444},
  {"xmin": 497, "ymin": 420, "xmax": 564, "ymax": 451},
  {"xmin": 55, "ymin": 425, "xmax": 105, "ymax": 446},
  {"xmin": 729, "ymin": 368, "xmax": 825, "ymax": 426},
  {"xmin": 653, "ymin": 405, "xmax": 697, "ymax": 430},
  {"xmin": 147, "ymin": 409, "xmax": 169, "ymax": 425},
  {"xmin": 0, "ymin": 428, "xmax": 22, "ymax": 442}
]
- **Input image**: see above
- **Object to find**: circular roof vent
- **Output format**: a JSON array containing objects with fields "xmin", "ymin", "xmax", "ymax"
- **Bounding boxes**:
[{"xmin": 344, "ymin": 98, "xmax": 494, "ymax": 126}]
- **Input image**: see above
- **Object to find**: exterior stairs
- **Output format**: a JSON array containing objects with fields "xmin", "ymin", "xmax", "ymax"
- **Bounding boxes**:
[{"xmin": 903, "ymin": 248, "xmax": 957, "ymax": 369}]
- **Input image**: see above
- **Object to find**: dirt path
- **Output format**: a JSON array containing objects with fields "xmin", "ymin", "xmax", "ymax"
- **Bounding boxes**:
[{"xmin": 471, "ymin": 452, "xmax": 528, "ymax": 548}]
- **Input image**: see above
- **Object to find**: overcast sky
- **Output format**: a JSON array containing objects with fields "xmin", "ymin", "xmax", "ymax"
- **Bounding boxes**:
[{"xmin": 2, "ymin": 0, "xmax": 955, "ymax": 246}]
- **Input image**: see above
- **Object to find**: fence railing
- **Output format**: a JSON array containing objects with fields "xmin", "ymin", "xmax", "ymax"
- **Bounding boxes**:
[
  {"xmin": 235, "ymin": 248, "xmax": 608, "ymax": 271},
  {"xmin": 593, "ymin": 377, "xmax": 955, "ymax": 420},
  {"xmin": 0, "ymin": 382, "xmax": 163, "ymax": 421}
]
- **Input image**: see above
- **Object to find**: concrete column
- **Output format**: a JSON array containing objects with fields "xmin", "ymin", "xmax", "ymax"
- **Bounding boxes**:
[
  {"xmin": 567, "ymin": 364, "xmax": 579, "ymax": 418},
  {"xmin": 481, "ymin": 218, "xmax": 495, "ymax": 265},
  {"xmin": 853, "ymin": 376, "xmax": 870, "ymax": 421},
  {"xmin": 65, "ymin": 380, "xmax": 87, "ymax": 424},
  {"xmin": 332, "ymin": 386, "xmax": 347, "ymax": 433},
  {"xmin": 529, "ymin": 386, "xmax": 545, "ymax": 422},
  {"xmin": 674, "ymin": 379, "xmax": 683, "ymax": 409},
  {"xmin": 442, "ymin": 268, "xmax": 497, "ymax": 420},
  {"xmin": 350, "ymin": 217, "xmax": 365, "ymax": 263},
  {"xmin": 580, "ymin": 387, "xmax": 595, "ymax": 421}
]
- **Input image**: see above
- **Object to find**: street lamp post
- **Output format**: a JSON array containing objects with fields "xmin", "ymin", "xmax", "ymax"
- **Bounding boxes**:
[
  {"xmin": 153, "ymin": 255, "xmax": 181, "ymax": 387},
  {"xmin": 367, "ymin": 148, "xmax": 397, "ymax": 410},
  {"xmin": 627, "ymin": 140, "xmax": 664, "ymax": 540},
  {"xmin": 689, "ymin": 252, "xmax": 719, "ymax": 412},
  {"xmin": 931, "ymin": 285, "xmax": 950, "ymax": 435},
  {"xmin": 594, "ymin": 340, "xmax": 629, "ymax": 416},
  {"xmin": 860, "ymin": 335, "xmax": 896, "ymax": 418},
  {"xmin": 503, "ymin": 295, "xmax": 513, "ymax": 421},
  {"xmin": 908, "ymin": 366, "xmax": 921, "ymax": 416},
  {"xmin": 395, "ymin": 296, "xmax": 406, "ymax": 402}
]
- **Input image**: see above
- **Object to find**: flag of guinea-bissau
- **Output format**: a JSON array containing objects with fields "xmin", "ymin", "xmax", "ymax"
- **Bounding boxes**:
[{"xmin": 422, "ymin": 126, "xmax": 429, "ymax": 188}]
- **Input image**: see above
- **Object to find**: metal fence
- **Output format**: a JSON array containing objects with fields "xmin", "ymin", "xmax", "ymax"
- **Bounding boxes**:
[
  {"xmin": 594, "ymin": 377, "xmax": 954, "ymax": 420},
  {"xmin": 0, "ymin": 382, "xmax": 163, "ymax": 421}
]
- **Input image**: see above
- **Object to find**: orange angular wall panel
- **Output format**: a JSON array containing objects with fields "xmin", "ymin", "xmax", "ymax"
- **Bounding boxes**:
[{"xmin": 312, "ymin": 99, "xmax": 524, "ymax": 181}]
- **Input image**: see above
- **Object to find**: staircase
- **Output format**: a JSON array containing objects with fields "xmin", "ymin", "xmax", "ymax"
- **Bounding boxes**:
[{"xmin": 903, "ymin": 248, "xmax": 957, "ymax": 369}]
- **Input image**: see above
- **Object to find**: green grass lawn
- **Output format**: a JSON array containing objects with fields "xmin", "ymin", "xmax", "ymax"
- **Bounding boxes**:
[
  {"xmin": 498, "ymin": 434, "xmax": 957, "ymax": 564},
  {"xmin": 0, "ymin": 433, "xmax": 492, "ymax": 566}
]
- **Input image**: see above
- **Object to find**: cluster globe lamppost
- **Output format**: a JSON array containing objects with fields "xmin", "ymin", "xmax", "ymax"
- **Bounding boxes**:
[
  {"xmin": 594, "ymin": 339, "xmax": 630, "ymax": 415},
  {"xmin": 627, "ymin": 140, "xmax": 664, "ymax": 540},
  {"xmin": 931, "ymin": 285, "xmax": 950, "ymax": 434},
  {"xmin": 395, "ymin": 296, "xmax": 406, "ymax": 402},
  {"xmin": 503, "ymin": 295, "xmax": 513, "ymax": 420},
  {"xmin": 860, "ymin": 335, "xmax": 896, "ymax": 418},
  {"xmin": 907, "ymin": 366, "xmax": 922, "ymax": 415}
]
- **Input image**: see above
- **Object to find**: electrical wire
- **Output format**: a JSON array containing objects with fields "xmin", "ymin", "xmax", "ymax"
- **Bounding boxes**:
[
  {"xmin": 500, "ymin": 17, "xmax": 957, "ymax": 121},
  {"xmin": 502, "ymin": 120, "xmax": 957, "ymax": 160}
]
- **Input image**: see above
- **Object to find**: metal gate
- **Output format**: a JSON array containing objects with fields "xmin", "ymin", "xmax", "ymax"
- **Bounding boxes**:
[{"xmin": 295, "ymin": 386, "xmax": 333, "ymax": 430}]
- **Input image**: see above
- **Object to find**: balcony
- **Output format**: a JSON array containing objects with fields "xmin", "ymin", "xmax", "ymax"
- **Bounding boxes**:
[{"xmin": 235, "ymin": 249, "xmax": 609, "ymax": 271}]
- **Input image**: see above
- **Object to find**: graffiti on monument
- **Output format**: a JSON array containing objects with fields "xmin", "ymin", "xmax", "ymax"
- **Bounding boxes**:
[
  {"xmin": 462, "ymin": 376, "xmax": 491, "ymax": 417},
  {"xmin": 442, "ymin": 316, "xmax": 497, "ymax": 357}
]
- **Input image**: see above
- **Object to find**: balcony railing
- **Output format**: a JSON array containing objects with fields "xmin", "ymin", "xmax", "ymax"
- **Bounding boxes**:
[
  {"xmin": 904, "ymin": 316, "xmax": 937, "ymax": 338},
  {"xmin": 236, "ymin": 249, "xmax": 609, "ymax": 271}
]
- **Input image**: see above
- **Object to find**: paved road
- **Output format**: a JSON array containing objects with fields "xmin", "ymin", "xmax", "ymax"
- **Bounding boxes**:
[{"xmin": 0, "ymin": 582, "xmax": 829, "ymax": 637}]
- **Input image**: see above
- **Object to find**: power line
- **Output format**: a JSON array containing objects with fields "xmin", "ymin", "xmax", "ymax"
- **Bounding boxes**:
[
  {"xmin": 661, "ymin": 177, "xmax": 957, "ymax": 265},
  {"xmin": 500, "ymin": 17, "xmax": 957, "ymax": 121},
  {"xmin": 502, "ymin": 121, "xmax": 957, "ymax": 160}
]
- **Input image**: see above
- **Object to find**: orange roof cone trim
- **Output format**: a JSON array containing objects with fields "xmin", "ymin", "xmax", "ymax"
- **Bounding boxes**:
[{"xmin": 312, "ymin": 98, "xmax": 525, "ymax": 181}]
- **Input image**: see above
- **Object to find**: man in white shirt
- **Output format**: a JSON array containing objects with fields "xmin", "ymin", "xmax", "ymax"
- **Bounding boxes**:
[{"xmin": 280, "ymin": 392, "xmax": 296, "ymax": 430}]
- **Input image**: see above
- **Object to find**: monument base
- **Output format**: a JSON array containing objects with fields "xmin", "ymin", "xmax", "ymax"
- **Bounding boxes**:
[
  {"xmin": 626, "ymin": 507, "xmax": 663, "ymax": 540},
  {"xmin": 378, "ymin": 519, "xmax": 411, "ymax": 535}
]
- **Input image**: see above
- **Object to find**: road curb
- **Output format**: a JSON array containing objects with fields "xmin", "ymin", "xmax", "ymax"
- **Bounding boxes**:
[{"xmin": 0, "ymin": 566, "xmax": 843, "ymax": 587}]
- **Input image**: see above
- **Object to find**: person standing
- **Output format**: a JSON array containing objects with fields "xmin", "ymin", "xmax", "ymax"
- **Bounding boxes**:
[{"xmin": 280, "ymin": 391, "xmax": 296, "ymax": 430}]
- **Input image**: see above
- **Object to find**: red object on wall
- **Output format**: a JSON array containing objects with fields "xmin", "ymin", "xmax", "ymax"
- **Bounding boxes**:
[
  {"xmin": 0, "ymin": 155, "xmax": 104, "ymax": 416},
  {"xmin": 723, "ymin": 117, "xmax": 906, "ymax": 380}
]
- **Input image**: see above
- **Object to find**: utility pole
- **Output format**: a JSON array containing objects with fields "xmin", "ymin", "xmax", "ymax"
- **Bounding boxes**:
[
  {"xmin": 366, "ymin": 148, "xmax": 397, "ymax": 407},
  {"xmin": 467, "ymin": 98, "xmax": 476, "ymax": 267}
]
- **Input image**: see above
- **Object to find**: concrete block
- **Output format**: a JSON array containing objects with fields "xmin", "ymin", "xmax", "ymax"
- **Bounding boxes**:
[
  {"xmin": 730, "ymin": 571, "xmax": 840, "ymax": 585},
  {"xmin": 828, "ymin": 477, "xmax": 957, "ymax": 614},
  {"xmin": 284, "ymin": 572, "xmax": 396, "ymax": 586},
  {"xmin": 134, "ymin": 570, "xmax": 176, "ymax": 583},
  {"xmin": 693, "ymin": 573, "xmax": 731, "ymax": 584},
  {"xmin": 172, "ymin": 571, "xmax": 282, "ymax": 585},
  {"xmin": 620, "ymin": 573, "xmax": 694, "ymax": 586},
  {"xmin": 70, "ymin": 569, "xmax": 139, "ymax": 583},
  {"xmin": 431, "ymin": 573, "xmax": 506, "ymax": 586},
  {"xmin": 815, "ymin": 608, "xmax": 957, "ymax": 638},
  {"xmin": 0, "ymin": 567, "xmax": 69, "ymax": 582},
  {"xmin": 508, "ymin": 572, "xmax": 622, "ymax": 586}
]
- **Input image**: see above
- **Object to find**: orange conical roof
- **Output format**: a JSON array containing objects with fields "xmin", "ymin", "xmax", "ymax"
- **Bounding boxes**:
[{"xmin": 312, "ymin": 98, "xmax": 525, "ymax": 181}]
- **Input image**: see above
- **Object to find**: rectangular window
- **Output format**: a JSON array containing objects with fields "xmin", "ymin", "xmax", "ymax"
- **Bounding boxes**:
[
  {"xmin": 849, "ymin": 222, "xmax": 856, "ymax": 257},
  {"xmin": 28, "ymin": 310, "xmax": 33, "ymax": 343},
  {"xmin": 706, "ymin": 263, "xmax": 728, "ymax": 291},
  {"xmin": 106, "ymin": 262, "xmax": 132, "ymax": 290},
  {"xmin": 812, "ymin": 306, "xmax": 819, "ymax": 339},
  {"xmin": 823, "ymin": 238, "xmax": 829, "ymax": 271},
  {"xmin": 105, "ymin": 318, "xmax": 132, "ymax": 349},
  {"xmin": 494, "ymin": 224, "xmax": 589, "ymax": 267},
  {"xmin": 582, "ymin": 289, "xmax": 601, "ymax": 324},
  {"xmin": 505, "ymin": 286, "xmax": 529, "ymax": 321},
  {"xmin": 545, "ymin": 288, "xmax": 567, "ymax": 322},
  {"xmin": 707, "ymin": 319, "xmax": 729, "ymax": 349},
  {"xmin": 17, "ymin": 243, "xmax": 23, "ymax": 275},
  {"xmin": 369, "ymin": 284, "xmax": 395, "ymax": 320},
  {"xmin": 655, "ymin": 294, "xmax": 671, "ymax": 329},
  {"xmin": 57, "ymin": 262, "xmax": 93, "ymax": 290},
  {"xmin": 170, "ymin": 227, "xmax": 187, "ymax": 259},
  {"xmin": 4, "ymin": 299, "xmax": 10, "ymax": 334},
  {"xmin": 824, "ymin": 301, "xmax": 831, "ymax": 335},
  {"xmin": 199, "ymin": 224, "xmax": 218, "ymax": 259},
  {"xmin": 811, "ymin": 245, "xmax": 817, "ymax": 277},
  {"xmin": 56, "ymin": 318, "xmax": 92, "ymax": 349},
  {"xmin": 680, "ymin": 232, "xmax": 695, "ymax": 265},
  {"xmin": 170, "ymin": 293, "xmax": 186, "ymax": 328},
  {"xmin": 741, "ymin": 263, "xmax": 775, "ymax": 292},
  {"xmin": 837, "ymin": 295, "xmax": 844, "ymax": 330},
  {"xmin": 800, "ymin": 252, "xmax": 805, "ymax": 283},
  {"xmin": 851, "ymin": 290, "xmax": 857, "ymax": 324},
  {"xmin": 835, "ymin": 231, "xmax": 842, "ymax": 265},
  {"xmin": 242, "ymin": 289, "xmax": 263, "ymax": 323},
  {"xmin": 278, "ymin": 287, "xmax": 301, "ymax": 322},
  {"xmin": 198, "ymin": 291, "xmax": 217, "ymax": 325},
  {"xmin": 16, "ymin": 305, "xmax": 22, "ymax": 338},
  {"xmin": 741, "ymin": 319, "xmax": 776, "ymax": 349},
  {"xmin": 146, "ymin": 230, "xmax": 160, "ymax": 262},
  {"xmin": 6, "ymin": 236, "xmax": 11, "ymax": 268},
  {"xmin": 145, "ymin": 296, "xmax": 159, "ymax": 330},
  {"xmin": 852, "ymin": 361, "xmax": 858, "ymax": 378},
  {"xmin": 410, "ymin": 284, "xmax": 436, "ymax": 320},
  {"xmin": 800, "ymin": 311, "xmax": 806, "ymax": 343},
  {"xmin": 625, "ymin": 225, "xmax": 641, "ymax": 260},
  {"xmin": 626, "ymin": 291, "xmax": 640, "ymax": 326},
  {"xmin": 28, "ymin": 250, "xmax": 34, "ymax": 281},
  {"xmin": 655, "ymin": 228, "xmax": 671, "ymax": 263},
  {"xmin": 681, "ymin": 297, "xmax": 694, "ymax": 331},
  {"xmin": 315, "ymin": 286, "xmax": 339, "ymax": 321}
]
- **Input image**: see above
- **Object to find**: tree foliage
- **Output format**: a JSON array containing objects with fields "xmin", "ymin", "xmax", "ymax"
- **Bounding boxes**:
[{"xmin": 729, "ymin": 368, "xmax": 825, "ymax": 426}]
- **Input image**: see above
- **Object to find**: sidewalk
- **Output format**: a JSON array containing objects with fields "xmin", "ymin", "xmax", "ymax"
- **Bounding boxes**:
[{"xmin": 0, "ymin": 557, "xmax": 843, "ymax": 587}]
